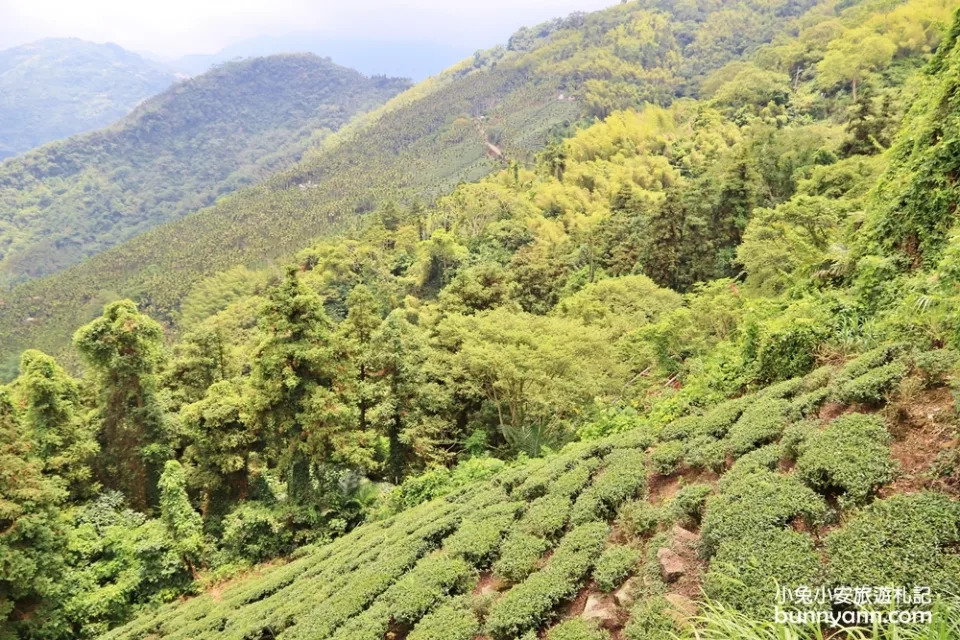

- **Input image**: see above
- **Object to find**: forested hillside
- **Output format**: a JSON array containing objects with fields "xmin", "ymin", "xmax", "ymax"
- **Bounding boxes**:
[
  {"xmin": 0, "ymin": 55, "xmax": 408, "ymax": 288},
  {"xmin": 2, "ymin": 0, "xmax": 960, "ymax": 638},
  {"xmin": 0, "ymin": 0, "xmax": 829, "ymax": 375},
  {"xmin": 0, "ymin": 39, "xmax": 176, "ymax": 159}
]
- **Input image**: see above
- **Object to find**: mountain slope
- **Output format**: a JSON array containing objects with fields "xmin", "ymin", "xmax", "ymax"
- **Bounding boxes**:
[
  {"xmin": 97, "ymin": 367, "xmax": 960, "ymax": 640},
  {"xmin": 0, "ymin": 39, "xmax": 176, "ymax": 159},
  {"xmin": 0, "ymin": 55, "xmax": 409, "ymax": 286},
  {"xmin": 0, "ymin": 0, "xmax": 824, "ymax": 374}
]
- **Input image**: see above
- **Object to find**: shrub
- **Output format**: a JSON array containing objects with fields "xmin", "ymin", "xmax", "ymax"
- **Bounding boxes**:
[
  {"xmin": 616, "ymin": 499, "xmax": 661, "ymax": 540},
  {"xmin": 546, "ymin": 618, "xmax": 607, "ymax": 640},
  {"xmin": 698, "ymin": 397, "xmax": 754, "ymax": 438},
  {"xmin": 623, "ymin": 596, "xmax": 676, "ymax": 640},
  {"xmin": 913, "ymin": 349, "xmax": 958, "ymax": 387},
  {"xmin": 836, "ymin": 361, "xmax": 909, "ymax": 404},
  {"xmin": 701, "ymin": 470, "xmax": 826, "ymax": 557},
  {"xmin": 720, "ymin": 444, "xmax": 784, "ymax": 488},
  {"xmin": 570, "ymin": 449, "xmax": 647, "ymax": 525},
  {"xmin": 796, "ymin": 413, "xmax": 897, "ymax": 506},
  {"xmin": 221, "ymin": 502, "xmax": 293, "ymax": 564},
  {"xmin": 833, "ymin": 345, "xmax": 902, "ymax": 388},
  {"xmin": 659, "ymin": 415, "xmax": 702, "ymax": 442},
  {"xmin": 381, "ymin": 552, "xmax": 476, "ymax": 625},
  {"xmin": 787, "ymin": 388, "xmax": 830, "ymax": 421},
  {"xmin": 780, "ymin": 420, "xmax": 817, "ymax": 459},
  {"xmin": 607, "ymin": 425, "xmax": 657, "ymax": 451},
  {"xmin": 666, "ymin": 483, "xmax": 714, "ymax": 526},
  {"xmin": 751, "ymin": 306, "xmax": 829, "ymax": 383},
  {"xmin": 724, "ymin": 398, "xmax": 790, "ymax": 457},
  {"xmin": 485, "ymin": 522, "xmax": 608, "ymax": 639},
  {"xmin": 650, "ymin": 440, "xmax": 685, "ymax": 475},
  {"xmin": 408, "ymin": 597, "xmax": 480, "ymax": 640},
  {"xmin": 593, "ymin": 545, "xmax": 640, "ymax": 591},
  {"xmin": 549, "ymin": 459, "xmax": 601, "ymax": 498},
  {"xmin": 683, "ymin": 435, "xmax": 726, "ymax": 472},
  {"xmin": 493, "ymin": 531, "xmax": 551, "ymax": 582},
  {"xmin": 519, "ymin": 493, "xmax": 572, "ymax": 539},
  {"xmin": 444, "ymin": 502, "xmax": 523, "ymax": 567},
  {"xmin": 826, "ymin": 492, "xmax": 960, "ymax": 595},
  {"xmin": 704, "ymin": 528, "xmax": 821, "ymax": 619}
]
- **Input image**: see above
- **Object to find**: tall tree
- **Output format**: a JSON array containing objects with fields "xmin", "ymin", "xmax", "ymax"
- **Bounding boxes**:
[
  {"xmin": 249, "ymin": 269, "xmax": 373, "ymax": 503},
  {"xmin": 0, "ymin": 388, "xmax": 67, "ymax": 638},
  {"xmin": 369, "ymin": 310, "xmax": 446, "ymax": 481},
  {"xmin": 14, "ymin": 350, "xmax": 99, "ymax": 501},
  {"xmin": 180, "ymin": 378, "xmax": 259, "ymax": 528},
  {"xmin": 337, "ymin": 285, "xmax": 382, "ymax": 433},
  {"xmin": 74, "ymin": 300, "xmax": 169, "ymax": 512}
]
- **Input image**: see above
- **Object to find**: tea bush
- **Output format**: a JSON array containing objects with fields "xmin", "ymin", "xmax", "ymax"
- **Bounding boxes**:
[
  {"xmin": 485, "ymin": 522, "xmax": 608, "ymax": 639},
  {"xmin": 701, "ymin": 470, "xmax": 826, "ymax": 557},
  {"xmin": 546, "ymin": 618, "xmax": 608, "ymax": 640},
  {"xmin": 650, "ymin": 440, "xmax": 686, "ymax": 475},
  {"xmin": 704, "ymin": 528, "xmax": 821, "ymax": 618},
  {"xmin": 836, "ymin": 361, "xmax": 909, "ymax": 405},
  {"xmin": 724, "ymin": 398, "xmax": 791, "ymax": 457},
  {"xmin": 407, "ymin": 597, "xmax": 480, "ymax": 640},
  {"xmin": 826, "ymin": 492, "xmax": 960, "ymax": 594},
  {"xmin": 593, "ymin": 545, "xmax": 640, "ymax": 592},
  {"xmin": 494, "ymin": 531, "xmax": 551, "ymax": 582},
  {"xmin": 796, "ymin": 414, "xmax": 897, "ymax": 505}
]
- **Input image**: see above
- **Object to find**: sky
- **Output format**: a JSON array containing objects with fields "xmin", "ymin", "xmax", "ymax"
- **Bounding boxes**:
[{"xmin": 0, "ymin": 0, "xmax": 619, "ymax": 58}]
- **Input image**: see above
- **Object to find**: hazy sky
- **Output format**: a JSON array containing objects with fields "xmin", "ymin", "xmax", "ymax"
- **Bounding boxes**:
[{"xmin": 0, "ymin": 0, "xmax": 619, "ymax": 57}]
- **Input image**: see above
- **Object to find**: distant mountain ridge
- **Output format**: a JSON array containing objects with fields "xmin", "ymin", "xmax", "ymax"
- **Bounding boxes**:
[
  {"xmin": 0, "ymin": 38, "xmax": 178, "ymax": 159},
  {"xmin": 0, "ymin": 54, "xmax": 409, "ymax": 287},
  {"xmin": 163, "ymin": 34, "xmax": 474, "ymax": 81}
]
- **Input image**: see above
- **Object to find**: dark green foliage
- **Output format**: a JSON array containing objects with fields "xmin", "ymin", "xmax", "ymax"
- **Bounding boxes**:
[
  {"xmin": 571, "ymin": 449, "xmax": 647, "ymax": 524},
  {"xmin": 705, "ymin": 528, "xmax": 821, "ymax": 618},
  {"xmin": 593, "ymin": 545, "xmax": 639, "ymax": 592},
  {"xmin": 408, "ymin": 596, "xmax": 480, "ymax": 640},
  {"xmin": 666, "ymin": 483, "xmax": 714, "ymax": 526},
  {"xmin": 702, "ymin": 470, "xmax": 826, "ymax": 557},
  {"xmin": 684, "ymin": 435, "xmax": 727, "ymax": 472},
  {"xmin": 913, "ymin": 348, "xmax": 959, "ymax": 387},
  {"xmin": 494, "ymin": 531, "xmax": 551, "ymax": 583},
  {"xmin": 826, "ymin": 492, "xmax": 960, "ymax": 594},
  {"xmin": 221, "ymin": 502, "xmax": 293, "ymax": 564},
  {"xmin": 623, "ymin": 596, "xmax": 676, "ymax": 640},
  {"xmin": 832, "ymin": 345, "xmax": 902, "ymax": 388},
  {"xmin": 796, "ymin": 413, "xmax": 897, "ymax": 505},
  {"xmin": 73, "ymin": 300, "xmax": 168, "ymax": 511},
  {"xmin": 721, "ymin": 444, "xmax": 784, "ymax": 487},
  {"xmin": 0, "ymin": 388, "xmax": 68, "ymax": 639},
  {"xmin": 659, "ymin": 415, "xmax": 702, "ymax": 442},
  {"xmin": 519, "ymin": 493, "xmax": 572, "ymax": 539},
  {"xmin": 443, "ymin": 502, "xmax": 523, "ymax": 567},
  {"xmin": 547, "ymin": 618, "xmax": 608, "ymax": 640},
  {"xmin": 787, "ymin": 388, "xmax": 830, "ymax": 421},
  {"xmin": 836, "ymin": 360, "xmax": 909, "ymax": 404},
  {"xmin": 724, "ymin": 398, "xmax": 790, "ymax": 457},
  {"xmin": 485, "ymin": 522, "xmax": 609, "ymax": 639},
  {"xmin": 650, "ymin": 440, "xmax": 685, "ymax": 475},
  {"xmin": 378, "ymin": 552, "xmax": 476, "ymax": 626},
  {"xmin": 698, "ymin": 397, "xmax": 754, "ymax": 438},
  {"xmin": 780, "ymin": 420, "xmax": 817, "ymax": 459}
]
